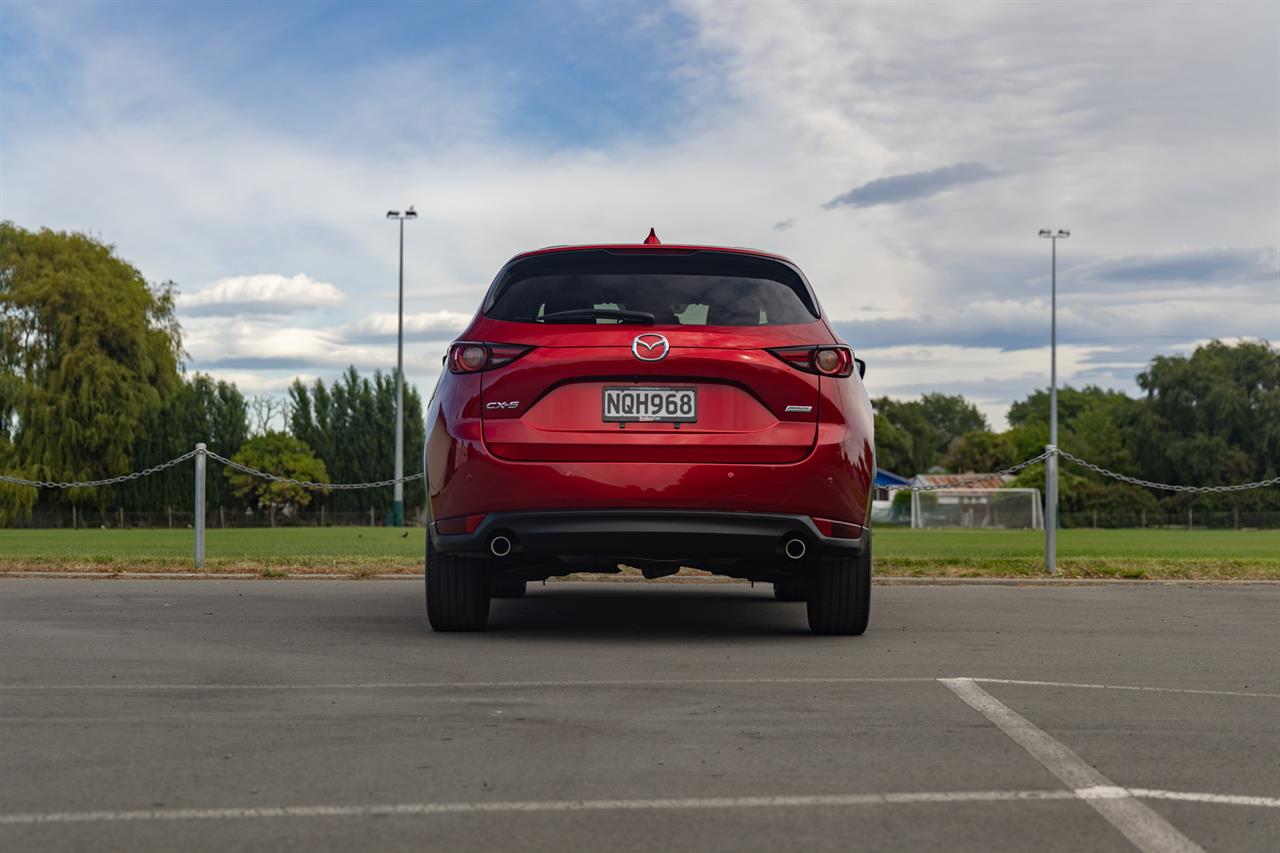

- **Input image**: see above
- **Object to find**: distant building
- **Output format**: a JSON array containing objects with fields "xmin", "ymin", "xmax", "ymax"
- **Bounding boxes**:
[
  {"xmin": 910, "ymin": 472, "xmax": 1012, "ymax": 490},
  {"xmin": 873, "ymin": 468, "xmax": 912, "ymax": 502}
]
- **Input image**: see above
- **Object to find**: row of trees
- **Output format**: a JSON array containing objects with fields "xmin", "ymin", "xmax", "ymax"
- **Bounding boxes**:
[
  {"xmin": 4, "ymin": 222, "xmax": 1274, "ymax": 526},
  {"xmin": 877, "ymin": 339, "xmax": 1280, "ymax": 519},
  {"xmin": 1, "ymin": 223, "xmax": 425, "ymax": 526}
]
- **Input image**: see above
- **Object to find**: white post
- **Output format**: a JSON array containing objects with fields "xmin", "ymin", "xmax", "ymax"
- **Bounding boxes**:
[
  {"xmin": 1039, "ymin": 228, "xmax": 1068, "ymax": 574},
  {"xmin": 394, "ymin": 216, "xmax": 406, "ymax": 528},
  {"xmin": 194, "ymin": 443, "xmax": 206, "ymax": 568}
]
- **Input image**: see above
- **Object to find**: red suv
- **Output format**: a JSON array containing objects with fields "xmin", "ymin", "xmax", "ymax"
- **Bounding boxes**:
[{"xmin": 423, "ymin": 233, "xmax": 874, "ymax": 634}]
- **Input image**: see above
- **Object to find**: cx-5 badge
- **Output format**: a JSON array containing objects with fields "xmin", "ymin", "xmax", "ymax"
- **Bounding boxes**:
[
  {"xmin": 485, "ymin": 401, "xmax": 520, "ymax": 410},
  {"xmin": 632, "ymin": 333, "xmax": 669, "ymax": 362}
]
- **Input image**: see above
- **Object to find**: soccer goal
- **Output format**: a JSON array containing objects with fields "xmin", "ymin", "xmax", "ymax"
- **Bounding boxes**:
[{"xmin": 910, "ymin": 488, "xmax": 1043, "ymax": 530}]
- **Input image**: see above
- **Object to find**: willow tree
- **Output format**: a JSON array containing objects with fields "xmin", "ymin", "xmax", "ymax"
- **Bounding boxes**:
[{"xmin": 0, "ymin": 222, "xmax": 182, "ymax": 510}]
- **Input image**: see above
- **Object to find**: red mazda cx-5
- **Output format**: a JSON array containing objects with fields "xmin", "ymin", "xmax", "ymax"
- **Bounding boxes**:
[{"xmin": 423, "ymin": 232, "xmax": 875, "ymax": 634}]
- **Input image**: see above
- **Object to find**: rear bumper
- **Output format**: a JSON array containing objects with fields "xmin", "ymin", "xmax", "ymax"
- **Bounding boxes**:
[{"xmin": 432, "ymin": 509, "xmax": 868, "ymax": 561}]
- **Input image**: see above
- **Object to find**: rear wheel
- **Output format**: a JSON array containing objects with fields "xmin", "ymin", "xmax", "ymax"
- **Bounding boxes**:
[
  {"xmin": 773, "ymin": 579, "xmax": 808, "ymax": 601},
  {"xmin": 806, "ymin": 534, "xmax": 871, "ymax": 635},
  {"xmin": 490, "ymin": 578, "xmax": 528, "ymax": 598},
  {"xmin": 426, "ymin": 535, "xmax": 491, "ymax": 631}
]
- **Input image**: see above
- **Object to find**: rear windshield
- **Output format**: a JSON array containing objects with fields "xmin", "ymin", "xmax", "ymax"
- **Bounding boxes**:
[{"xmin": 482, "ymin": 250, "xmax": 820, "ymax": 326}]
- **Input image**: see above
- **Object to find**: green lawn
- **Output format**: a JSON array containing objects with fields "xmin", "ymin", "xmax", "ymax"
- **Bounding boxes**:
[
  {"xmin": 0, "ymin": 526, "xmax": 1277, "ymax": 579},
  {"xmin": 871, "ymin": 528, "xmax": 1280, "ymax": 579}
]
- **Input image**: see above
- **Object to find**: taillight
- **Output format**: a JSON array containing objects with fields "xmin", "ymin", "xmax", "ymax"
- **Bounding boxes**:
[
  {"xmin": 447, "ymin": 342, "xmax": 532, "ymax": 373},
  {"xmin": 768, "ymin": 345, "xmax": 855, "ymax": 378}
]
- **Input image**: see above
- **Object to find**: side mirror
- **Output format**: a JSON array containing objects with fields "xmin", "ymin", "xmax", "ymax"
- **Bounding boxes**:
[{"xmin": 854, "ymin": 357, "xmax": 866, "ymax": 378}]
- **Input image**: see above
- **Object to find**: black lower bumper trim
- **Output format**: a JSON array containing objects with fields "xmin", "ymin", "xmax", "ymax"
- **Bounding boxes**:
[{"xmin": 432, "ymin": 509, "xmax": 867, "ymax": 561}]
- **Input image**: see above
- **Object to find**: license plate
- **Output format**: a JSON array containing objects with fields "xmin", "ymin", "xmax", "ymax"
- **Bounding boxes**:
[{"xmin": 602, "ymin": 386, "xmax": 697, "ymax": 423}]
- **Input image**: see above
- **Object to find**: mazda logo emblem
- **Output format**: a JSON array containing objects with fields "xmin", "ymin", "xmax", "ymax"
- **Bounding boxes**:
[{"xmin": 631, "ymin": 333, "xmax": 670, "ymax": 362}]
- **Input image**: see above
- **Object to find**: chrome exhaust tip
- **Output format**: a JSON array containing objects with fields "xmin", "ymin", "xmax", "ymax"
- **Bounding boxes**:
[
  {"xmin": 489, "ymin": 535, "xmax": 513, "ymax": 558},
  {"xmin": 784, "ymin": 537, "xmax": 807, "ymax": 560}
]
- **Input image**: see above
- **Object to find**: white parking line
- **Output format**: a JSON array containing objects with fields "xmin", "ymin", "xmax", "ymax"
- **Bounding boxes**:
[
  {"xmin": 971, "ymin": 678, "xmax": 1280, "ymax": 700},
  {"xmin": 1, "ymin": 787, "xmax": 1275, "ymax": 827},
  {"xmin": 1127, "ymin": 789, "xmax": 1280, "ymax": 808},
  {"xmin": 941, "ymin": 677, "xmax": 1205, "ymax": 853}
]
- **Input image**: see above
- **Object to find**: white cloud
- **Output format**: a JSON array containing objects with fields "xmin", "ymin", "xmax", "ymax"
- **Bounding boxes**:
[
  {"xmin": 178, "ymin": 273, "xmax": 345, "ymax": 316},
  {"xmin": 340, "ymin": 310, "xmax": 473, "ymax": 342}
]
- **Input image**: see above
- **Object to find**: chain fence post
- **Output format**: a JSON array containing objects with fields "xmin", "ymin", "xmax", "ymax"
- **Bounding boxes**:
[
  {"xmin": 1044, "ymin": 444, "xmax": 1058, "ymax": 574},
  {"xmin": 194, "ymin": 443, "xmax": 206, "ymax": 568}
]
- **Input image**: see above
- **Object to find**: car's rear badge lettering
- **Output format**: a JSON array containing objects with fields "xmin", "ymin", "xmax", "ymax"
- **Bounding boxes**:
[
  {"xmin": 784, "ymin": 405, "xmax": 813, "ymax": 413},
  {"xmin": 485, "ymin": 401, "xmax": 520, "ymax": 410}
]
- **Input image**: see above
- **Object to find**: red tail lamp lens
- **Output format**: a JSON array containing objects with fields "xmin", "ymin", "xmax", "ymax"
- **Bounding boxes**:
[
  {"xmin": 813, "ymin": 347, "xmax": 852, "ymax": 377},
  {"xmin": 454, "ymin": 345, "xmax": 488, "ymax": 372},
  {"xmin": 768, "ymin": 345, "xmax": 855, "ymax": 378},
  {"xmin": 447, "ymin": 342, "xmax": 532, "ymax": 373}
]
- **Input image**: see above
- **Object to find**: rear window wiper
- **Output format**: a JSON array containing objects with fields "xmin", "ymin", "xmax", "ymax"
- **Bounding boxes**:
[{"xmin": 539, "ymin": 308, "xmax": 655, "ymax": 324}]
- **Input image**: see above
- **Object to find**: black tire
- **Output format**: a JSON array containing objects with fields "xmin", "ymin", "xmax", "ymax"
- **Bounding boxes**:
[
  {"xmin": 426, "ymin": 534, "xmax": 491, "ymax": 631},
  {"xmin": 806, "ymin": 533, "xmax": 871, "ymax": 635},
  {"xmin": 490, "ymin": 578, "xmax": 527, "ymax": 598},
  {"xmin": 773, "ymin": 579, "xmax": 808, "ymax": 601}
]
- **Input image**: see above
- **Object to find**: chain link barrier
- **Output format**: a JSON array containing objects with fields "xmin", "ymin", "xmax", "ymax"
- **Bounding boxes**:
[
  {"xmin": 1055, "ymin": 448, "xmax": 1280, "ymax": 493},
  {"xmin": 202, "ymin": 449, "xmax": 423, "ymax": 491},
  {"xmin": 0, "ymin": 448, "xmax": 422, "ymax": 491},
  {"xmin": 0, "ymin": 450, "xmax": 199, "ymax": 489},
  {"xmin": 2, "ymin": 445, "xmax": 1276, "ymax": 494}
]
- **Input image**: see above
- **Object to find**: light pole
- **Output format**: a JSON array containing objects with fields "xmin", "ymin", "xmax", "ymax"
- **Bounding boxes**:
[
  {"xmin": 1038, "ymin": 228, "xmax": 1069, "ymax": 573},
  {"xmin": 387, "ymin": 206, "xmax": 417, "ymax": 527}
]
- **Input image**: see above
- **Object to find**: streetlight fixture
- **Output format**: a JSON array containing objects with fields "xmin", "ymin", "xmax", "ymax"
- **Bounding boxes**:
[
  {"xmin": 1038, "ymin": 228, "xmax": 1069, "ymax": 572},
  {"xmin": 386, "ymin": 206, "xmax": 418, "ymax": 527}
]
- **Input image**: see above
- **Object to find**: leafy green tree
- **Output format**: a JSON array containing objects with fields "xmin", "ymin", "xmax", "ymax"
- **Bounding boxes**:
[
  {"xmin": 0, "ymin": 223, "xmax": 181, "ymax": 509},
  {"xmin": 1007, "ymin": 385, "xmax": 1142, "ymax": 475},
  {"xmin": 224, "ymin": 432, "xmax": 329, "ymax": 525},
  {"xmin": 873, "ymin": 413, "xmax": 913, "ymax": 475},
  {"xmin": 1005, "ymin": 422, "xmax": 1049, "ymax": 463},
  {"xmin": 873, "ymin": 397, "xmax": 940, "ymax": 475},
  {"xmin": 288, "ymin": 366, "xmax": 425, "ymax": 518},
  {"xmin": 916, "ymin": 393, "xmax": 988, "ymax": 456},
  {"xmin": 1134, "ymin": 340, "xmax": 1279, "ymax": 487},
  {"xmin": 1133, "ymin": 339, "xmax": 1279, "ymax": 515},
  {"xmin": 943, "ymin": 430, "xmax": 1019, "ymax": 473},
  {"xmin": 117, "ymin": 373, "xmax": 249, "ymax": 513},
  {"xmin": 0, "ymin": 441, "xmax": 36, "ymax": 525},
  {"xmin": 873, "ymin": 393, "xmax": 985, "ymax": 475}
]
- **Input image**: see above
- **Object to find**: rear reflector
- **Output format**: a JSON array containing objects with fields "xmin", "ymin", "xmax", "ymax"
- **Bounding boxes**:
[
  {"xmin": 811, "ymin": 517, "xmax": 862, "ymax": 539},
  {"xmin": 435, "ymin": 514, "xmax": 487, "ymax": 535}
]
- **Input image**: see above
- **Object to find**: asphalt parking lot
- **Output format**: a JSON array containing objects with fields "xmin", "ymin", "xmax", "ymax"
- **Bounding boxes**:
[{"xmin": 1, "ymin": 579, "xmax": 1277, "ymax": 852}]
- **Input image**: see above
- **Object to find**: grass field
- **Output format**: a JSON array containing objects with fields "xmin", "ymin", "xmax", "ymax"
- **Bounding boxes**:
[{"xmin": 0, "ymin": 527, "xmax": 1277, "ymax": 579}]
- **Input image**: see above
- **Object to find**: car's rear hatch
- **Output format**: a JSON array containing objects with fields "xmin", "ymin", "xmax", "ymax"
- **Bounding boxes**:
[{"xmin": 470, "ymin": 248, "xmax": 833, "ymax": 465}]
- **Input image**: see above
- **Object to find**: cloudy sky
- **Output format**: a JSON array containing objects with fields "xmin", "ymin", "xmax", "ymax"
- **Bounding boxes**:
[{"xmin": 2, "ymin": 0, "xmax": 1276, "ymax": 428}]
